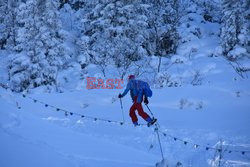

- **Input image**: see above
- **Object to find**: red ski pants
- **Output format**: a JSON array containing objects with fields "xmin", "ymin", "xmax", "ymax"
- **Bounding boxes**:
[{"xmin": 129, "ymin": 96, "xmax": 150, "ymax": 123}]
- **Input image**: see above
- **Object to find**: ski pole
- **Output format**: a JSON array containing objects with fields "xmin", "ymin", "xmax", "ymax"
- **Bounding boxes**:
[
  {"xmin": 119, "ymin": 98, "xmax": 125, "ymax": 122},
  {"xmin": 145, "ymin": 104, "xmax": 155, "ymax": 118},
  {"xmin": 155, "ymin": 126, "xmax": 164, "ymax": 160},
  {"xmin": 146, "ymin": 104, "xmax": 164, "ymax": 159},
  {"xmin": 146, "ymin": 104, "xmax": 160, "ymax": 128}
]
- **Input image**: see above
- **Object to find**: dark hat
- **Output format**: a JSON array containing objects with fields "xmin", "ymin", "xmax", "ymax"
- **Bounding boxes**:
[{"xmin": 128, "ymin": 75, "xmax": 135, "ymax": 80}]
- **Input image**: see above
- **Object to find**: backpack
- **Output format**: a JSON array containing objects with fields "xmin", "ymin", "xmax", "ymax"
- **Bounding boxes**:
[{"xmin": 137, "ymin": 80, "xmax": 152, "ymax": 98}]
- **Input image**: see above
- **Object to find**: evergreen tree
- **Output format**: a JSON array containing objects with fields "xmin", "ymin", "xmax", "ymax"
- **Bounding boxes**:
[
  {"xmin": 221, "ymin": 0, "xmax": 249, "ymax": 60},
  {"xmin": 8, "ymin": 0, "xmax": 68, "ymax": 91},
  {"xmin": 202, "ymin": 0, "xmax": 221, "ymax": 23},
  {"xmin": 148, "ymin": 0, "xmax": 180, "ymax": 72},
  {"xmin": 0, "ymin": 0, "xmax": 8, "ymax": 48},
  {"xmin": 81, "ymin": 0, "xmax": 151, "ymax": 78},
  {"xmin": 192, "ymin": 0, "xmax": 222, "ymax": 23},
  {"xmin": 0, "ymin": 0, "xmax": 19, "ymax": 49}
]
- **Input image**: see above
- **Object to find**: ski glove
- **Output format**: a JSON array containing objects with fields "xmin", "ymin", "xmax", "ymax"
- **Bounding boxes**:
[
  {"xmin": 144, "ymin": 97, "xmax": 149, "ymax": 105},
  {"xmin": 118, "ymin": 94, "xmax": 123, "ymax": 98}
]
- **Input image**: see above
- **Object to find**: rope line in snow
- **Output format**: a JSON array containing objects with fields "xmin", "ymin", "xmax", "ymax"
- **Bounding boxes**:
[
  {"xmin": 21, "ymin": 93, "xmax": 250, "ymax": 156},
  {"xmin": 22, "ymin": 94, "xmax": 147, "ymax": 126},
  {"xmin": 0, "ymin": 84, "xmax": 249, "ymax": 156},
  {"xmin": 159, "ymin": 130, "xmax": 249, "ymax": 155}
]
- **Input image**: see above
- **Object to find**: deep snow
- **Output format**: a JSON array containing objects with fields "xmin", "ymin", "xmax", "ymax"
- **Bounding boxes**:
[
  {"xmin": 1, "ymin": 1, "xmax": 250, "ymax": 166},
  {"xmin": 1, "ymin": 68, "xmax": 250, "ymax": 166}
]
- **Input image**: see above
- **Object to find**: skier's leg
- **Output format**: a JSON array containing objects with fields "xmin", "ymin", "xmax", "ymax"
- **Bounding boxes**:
[
  {"xmin": 129, "ymin": 103, "xmax": 138, "ymax": 124},
  {"xmin": 136, "ymin": 103, "xmax": 151, "ymax": 121}
]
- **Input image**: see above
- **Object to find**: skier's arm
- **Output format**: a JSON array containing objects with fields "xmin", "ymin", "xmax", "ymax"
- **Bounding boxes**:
[{"xmin": 121, "ymin": 82, "xmax": 131, "ymax": 97}]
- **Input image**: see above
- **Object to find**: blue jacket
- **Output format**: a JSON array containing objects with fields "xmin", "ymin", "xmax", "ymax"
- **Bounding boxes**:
[{"xmin": 121, "ymin": 79, "xmax": 145, "ymax": 103}]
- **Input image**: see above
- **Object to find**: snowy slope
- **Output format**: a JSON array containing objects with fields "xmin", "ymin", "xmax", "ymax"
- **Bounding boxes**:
[
  {"xmin": 1, "ymin": 69, "xmax": 250, "ymax": 167},
  {"xmin": 1, "ymin": 1, "xmax": 250, "ymax": 167},
  {"xmin": 0, "ymin": 90, "xmax": 159, "ymax": 167}
]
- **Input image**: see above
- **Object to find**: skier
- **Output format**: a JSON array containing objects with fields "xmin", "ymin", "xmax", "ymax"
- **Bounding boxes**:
[{"xmin": 118, "ymin": 75, "xmax": 157, "ymax": 126}]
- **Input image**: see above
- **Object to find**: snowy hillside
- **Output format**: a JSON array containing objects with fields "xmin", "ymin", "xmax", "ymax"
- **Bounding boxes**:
[
  {"xmin": 1, "ymin": 71, "xmax": 250, "ymax": 167},
  {"xmin": 1, "ymin": 0, "xmax": 250, "ymax": 167}
]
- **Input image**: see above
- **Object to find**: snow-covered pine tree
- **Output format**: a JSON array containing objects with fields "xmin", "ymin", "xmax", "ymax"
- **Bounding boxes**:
[
  {"xmin": 8, "ymin": 0, "xmax": 68, "ymax": 92},
  {"xmin": 221, "ymin": 0, "xmax": 249, "ymax": 60},
  {"xmin": 8, "ymin": 0, "xmax": 40, "ymax": 91},
  {"xmin": 68, "ymin": 0, "xmax": 95, "ymax": 71},
  {"xmin": 59, "ymin": 0, "xmax": 86, "ymax": 10},
  {"xmin": 0, "ymin": 0, "xmax": 19, "ymax": 49},
  {"xmin": 191, "ymin": 0, "xmax": 221, "ymax": 23},
  {"xmin": 202, "ymin": 0, "xmax": 221, "ymax": 23},
  {"xmin": 159, "ymin": 0, "xmax": 179, "ymax": 56},
  {"xmin": 0, "ymin": 0, "xmax": 8, "ymax": 48},
  {"xmin": 148, "ymin": 0, "xmax": 180, "ymax": 72},
  {"xmin": 40, "ymin": 0, "xmax": 69, "ymax": 69},
  {"xmin": 81, "ymin": 0, "xmax": 151, "ymax": 78}
]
